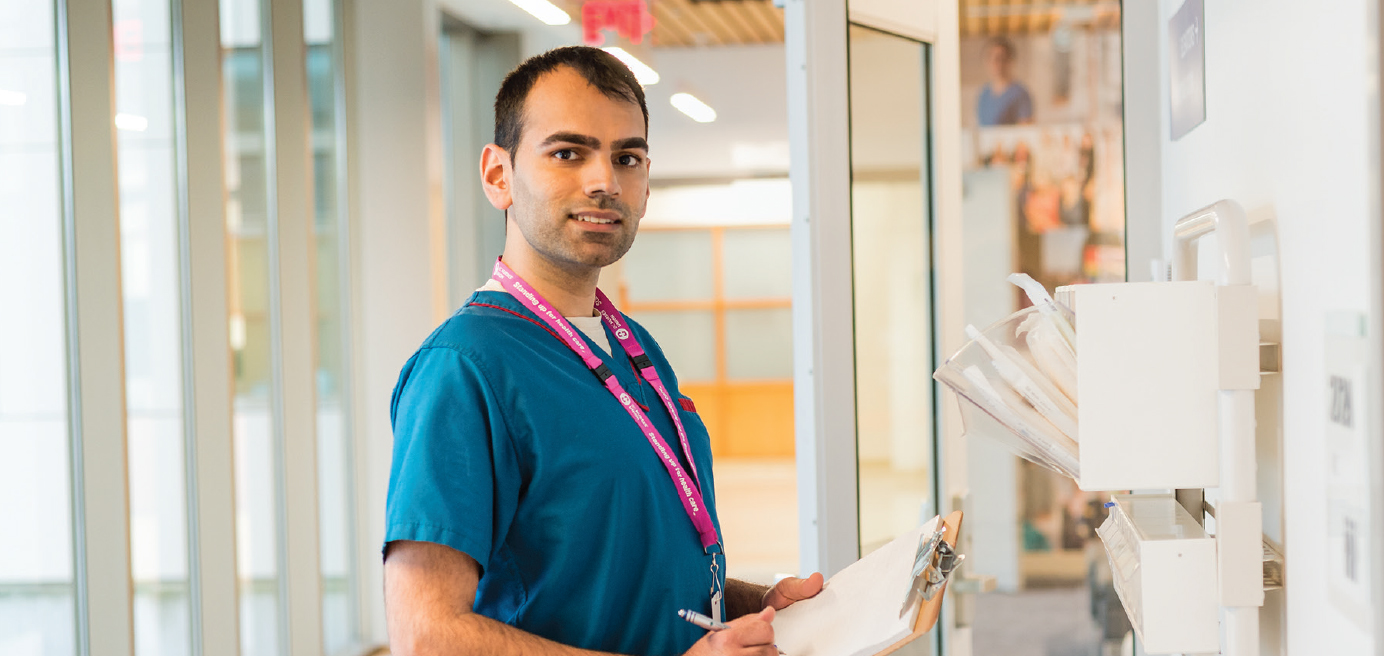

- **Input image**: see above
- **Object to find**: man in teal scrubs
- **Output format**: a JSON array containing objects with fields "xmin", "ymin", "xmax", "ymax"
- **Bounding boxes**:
[{"xmin": 383, "ymin": 47, "xmax": 822, "ymax": 656}]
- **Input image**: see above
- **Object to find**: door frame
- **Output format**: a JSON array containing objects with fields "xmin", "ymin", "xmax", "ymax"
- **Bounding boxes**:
[{"xmin": 786, "ymin": 0, "xmax": 966, "ymax": 650}]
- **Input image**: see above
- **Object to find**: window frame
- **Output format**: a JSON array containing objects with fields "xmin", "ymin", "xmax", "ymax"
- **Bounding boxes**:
[{"xmin": 41, "ymin": 0, "xmax": 379, "ymax": 654}]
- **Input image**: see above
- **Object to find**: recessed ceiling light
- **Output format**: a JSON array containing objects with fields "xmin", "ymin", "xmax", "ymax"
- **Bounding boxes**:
[
  {"xmin": 115, "ymin": 113, "xmax": 149, "ymax": 131},
  {"xmin": 508, "ymin": 0, "xmax": 571, "ymax": 26},
  {"xmin": 670, "ymin": 92, "xmax": 716, "ymax": 123},
  {"xmin": 602, "ymin": 47, "xmax": 660, "ymax": 85}
]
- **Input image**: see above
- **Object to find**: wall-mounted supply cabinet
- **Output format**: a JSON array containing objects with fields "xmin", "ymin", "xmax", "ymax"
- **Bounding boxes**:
[
  {"xmin": 1055, "ymin": 280, "xmax": 1259, "ymax": 491},
  {"xmin": 935, "ymin": 199, "xmax": 1273, "ymax": 656},
  {"xmin": 1095, "ymin": 494, "xmax": 1219, "ymax": 654}
]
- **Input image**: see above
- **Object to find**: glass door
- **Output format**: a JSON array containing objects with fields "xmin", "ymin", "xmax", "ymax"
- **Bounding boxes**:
[
  {"xmin": 792, "ymin": 1, "xmax": 1128, "ymax": 653},
  {"xmin": 842, "ymin": 5, "xmax": 1133, "ymax": 656},
  {"xmin": 847, "ymin": 22, "xmax": 937, "ymax": 656},
  {"xmin": 848, "ymin": 24, "xmax": 936, "ymax": 561}
]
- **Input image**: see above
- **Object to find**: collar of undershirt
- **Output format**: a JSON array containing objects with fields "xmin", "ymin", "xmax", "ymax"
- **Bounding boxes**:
[{"xmin": 475, "ymin": 279, "xmax": 611, "ymax": 355}]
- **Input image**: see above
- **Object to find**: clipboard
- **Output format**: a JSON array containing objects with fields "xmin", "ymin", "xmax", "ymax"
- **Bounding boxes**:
[
  {"xmin": 876, "ymin": 509, "xmax": 964, "ymax": 654},
  {"xmin": 771, "ymin": 510, "xmax": 965, "ymax": 656}
]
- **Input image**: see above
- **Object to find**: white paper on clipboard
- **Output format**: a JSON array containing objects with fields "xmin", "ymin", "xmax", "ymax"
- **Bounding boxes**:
[{"xmin": 770, "ymin": 516, "xmax": 940, "ymax": 656}]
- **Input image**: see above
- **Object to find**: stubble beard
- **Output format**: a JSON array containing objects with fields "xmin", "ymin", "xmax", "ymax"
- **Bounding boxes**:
[{"xmin": 512, "ymin": 195, "xmax": 641, "ymax": 276}]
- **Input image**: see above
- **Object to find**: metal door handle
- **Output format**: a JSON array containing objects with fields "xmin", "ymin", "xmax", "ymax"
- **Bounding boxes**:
[
  {"xmin": 949, "ymin": 574, "xmax": 996, "ymax": 629},
  {"xmin": 949, "ymin": 574, "xmax": 997, "ymax": 595}
]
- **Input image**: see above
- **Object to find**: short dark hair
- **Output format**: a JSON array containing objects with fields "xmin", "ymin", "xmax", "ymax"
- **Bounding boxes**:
[
  {"xmin": 986, "ymin": 36, "xmax": 1016, "ymax": 60},
  {"xmin": 493, "ymin": 46, "xmax": 649, "ymax": 158}
]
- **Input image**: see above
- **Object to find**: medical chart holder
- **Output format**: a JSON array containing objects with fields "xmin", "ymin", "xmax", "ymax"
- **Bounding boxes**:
[{"xmin": 1055, "ymin": 199, "xmax": 1270, "ymax": 656}]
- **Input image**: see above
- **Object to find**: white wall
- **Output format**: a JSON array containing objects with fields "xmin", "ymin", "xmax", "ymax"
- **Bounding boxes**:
[
  {"xmin": 643, "ymin": 46, "xmax": 789, "ymax": 179},
  {"xmin": 1151, "ymin": 0, "xmax": 1375, "ymax": 653},
  {"xmin": 349, "ymin": 0, "xmax": 446, "ymax": 642},
  {"xmin": 434, "ymin": 0, "xmax": 582, "ymax": 58}
]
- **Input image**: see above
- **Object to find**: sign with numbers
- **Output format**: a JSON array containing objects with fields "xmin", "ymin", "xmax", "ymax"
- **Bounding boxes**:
[{"xmin": 1325, "ymin": 312, "xmax": 1372, "ymax": 630}]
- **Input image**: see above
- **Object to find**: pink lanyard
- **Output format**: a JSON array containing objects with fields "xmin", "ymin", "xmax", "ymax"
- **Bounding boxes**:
[{"xmin": 491, "ymin": 259, "xmax": 720, "ymax": 553}]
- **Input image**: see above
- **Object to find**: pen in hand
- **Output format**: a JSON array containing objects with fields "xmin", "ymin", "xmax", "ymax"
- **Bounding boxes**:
[
  {"xmin": 677, "ymin": 609, "xmax": 786, "ymax": 655},
  {"xmin": 678, "ymin": 609, "xmax": 729, "ymax": 630}
]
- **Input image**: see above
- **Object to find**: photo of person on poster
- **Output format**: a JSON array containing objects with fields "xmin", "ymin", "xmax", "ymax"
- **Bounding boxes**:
[{"xmin": 976, "ymin": 36, "xmax": 1034, "ymax": 126}]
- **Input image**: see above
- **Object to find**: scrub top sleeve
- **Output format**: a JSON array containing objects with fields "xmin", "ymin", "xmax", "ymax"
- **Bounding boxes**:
[{"xmin": 384, "ymin": 346, "xmax": 520, "ymax": 573}]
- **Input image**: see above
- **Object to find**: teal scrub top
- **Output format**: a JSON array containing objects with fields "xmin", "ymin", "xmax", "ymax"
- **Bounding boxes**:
[{"xmin": 385, "ymin": 289, "xmax": 726, "ymax": 656}]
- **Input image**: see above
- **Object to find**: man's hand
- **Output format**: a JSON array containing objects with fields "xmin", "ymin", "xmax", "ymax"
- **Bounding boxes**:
[
  {"xmin": 723, "ymin": 574, "xmax": 825, "ymax": 618},
  {"xmin": 683, "ymin": 606, "xmax": 778, "ymax": 656},
  {"xmin": 761, "ymin": 573, "xmax": 824, "ymax": 611}
]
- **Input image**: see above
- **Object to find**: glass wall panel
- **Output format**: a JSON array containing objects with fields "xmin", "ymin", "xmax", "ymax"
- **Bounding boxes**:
[
  {"xmin": 221, "ymin": 1, "xmax": 283, "ymax": 654},
  {"xmin": 305, "ymin": 0, "xmax": 358, "ymax": 651},
  {"xmin": 112, "ymin": 0, "xmax": 193, "ymax": 654},
  {"xmin": 608, "ymin": 216, "xmax": 795, "ymax": 460},
  {"xmin": 721, "ymin": 229, "xmax": 792, "ymax": 299},
  {"xmin": 622, "ymin": 231, "xmax": 713, "ymax": 301},
  {"xmin": 626, "ymin": 310, "xmax": 717, "ymax": 382},
  {"xmin": 724, "ymin": 308, "xmax": 792, "ymax": 380},
  {"xmin": 603, "ymin": 189, "xmax": 797, "ymax": 581},
  {"xmin": 0, "ymin": 1, "xmax": 77, "ymax": 655}
]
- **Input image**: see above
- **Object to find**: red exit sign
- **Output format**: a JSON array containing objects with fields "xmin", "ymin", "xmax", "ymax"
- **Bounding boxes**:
[{"xmin": 582, "ymin": 0, "xmax": 655, "ymax": 46}]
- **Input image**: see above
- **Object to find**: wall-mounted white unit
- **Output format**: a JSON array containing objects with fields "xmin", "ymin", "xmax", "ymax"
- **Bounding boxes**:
[
  {"xmin": 1073, "ymin": 200, "xmax": 1266, "ymax": 656},
  {"xmin": 1096, "ymin": 494, "xmax": 1219, "ymax": 654},
  {"xmin": 935, "ymin": 200, "xmax": 1270, "ymax": 656},
  {"xmin": 1056, "ymin": 279, "xmax": 1259, "ymax": 491}
]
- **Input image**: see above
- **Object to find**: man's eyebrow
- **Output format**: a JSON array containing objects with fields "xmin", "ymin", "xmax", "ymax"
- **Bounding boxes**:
[
  {"xmin": 612, "ymin": 137, "xmax": 649, "ymax": 152},
  {"xmin": 538, "ymin": 132, "xmax": 601, "ymax": 149}
]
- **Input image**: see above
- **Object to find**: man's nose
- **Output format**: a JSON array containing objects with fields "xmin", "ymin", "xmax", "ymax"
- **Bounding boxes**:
[{"xmin": 582, "ymin": 158, "xmax": 621, "ymax": 198}]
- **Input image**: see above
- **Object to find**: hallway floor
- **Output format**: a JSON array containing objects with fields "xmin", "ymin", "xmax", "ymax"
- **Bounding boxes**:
[{"xmin": 971, "ymin": 587, "xmax": 1109, "ymax": 656}]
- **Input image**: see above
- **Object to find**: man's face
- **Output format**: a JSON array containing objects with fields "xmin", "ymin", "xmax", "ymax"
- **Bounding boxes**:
[
  {"xmin": 503, "ymin": 67, "xmax": 650, "ymax": 273},
  {"xmin": 984, "ymin": 44, "xmax": 1012, "ymax": 80}
]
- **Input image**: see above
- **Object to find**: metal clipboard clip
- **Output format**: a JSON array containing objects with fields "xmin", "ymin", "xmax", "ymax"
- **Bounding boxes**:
[{"xmin": 900, "ymin": 523, "xmax": 965, "ymax": 617}]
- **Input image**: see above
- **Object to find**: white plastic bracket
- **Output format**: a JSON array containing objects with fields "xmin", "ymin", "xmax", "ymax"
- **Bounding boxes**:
[
  {"xmin": 1218, "ymin": 500, "xmax": 1266, "ymax": 607},
  {"xmin": 1172, "ymin": 200, "xmax": 1264, "ymax": 656},
  {"xmin": 1216, "ymin": 285, "xmax": 1260, "ymax": 391}
]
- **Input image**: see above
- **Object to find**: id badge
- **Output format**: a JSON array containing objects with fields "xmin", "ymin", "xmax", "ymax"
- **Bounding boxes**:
[{"xmin": 709, "ymin": 552, "xmax": 724, "ymax": 622}]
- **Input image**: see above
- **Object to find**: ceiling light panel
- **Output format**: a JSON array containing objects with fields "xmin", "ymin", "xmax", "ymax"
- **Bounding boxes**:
[
  {"xmin": 508, "ymin": 0, "xmax": 571, "ymax": 26},
  {"xmin": 602, "ymin": 47, "xmax": 660, "ymax": 85},
  {"xmin": 115, "ymin": 113, "xmax": 149, "ymax": 131},
  {"xmin": 670, "ymin": 92, "xmax": 716, "ymax": 123}
]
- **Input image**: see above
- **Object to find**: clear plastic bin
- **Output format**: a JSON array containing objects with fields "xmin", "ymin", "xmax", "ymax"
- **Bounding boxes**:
[{"xmin": 933, "ymin": 305, "xmax": 1079, "ymax": 480}]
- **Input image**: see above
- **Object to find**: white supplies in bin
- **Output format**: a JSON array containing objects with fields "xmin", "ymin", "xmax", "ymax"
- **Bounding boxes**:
[
  {"xmin": 935, "ymin": 272, "xmax": 1259, "ymax": 491},
  {"xmin": 934, "ymin": 274, "xmax": 1080, "ymax": 479},
  {"xmin": 1095, "ymin": 494, "xmax": 1218, "ymax": 655}
]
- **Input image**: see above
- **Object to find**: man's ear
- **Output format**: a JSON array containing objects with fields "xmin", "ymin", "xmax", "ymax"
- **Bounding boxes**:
[{"xmin": 480, "ymin": 143, "xmax": 514, "ymax": 211}]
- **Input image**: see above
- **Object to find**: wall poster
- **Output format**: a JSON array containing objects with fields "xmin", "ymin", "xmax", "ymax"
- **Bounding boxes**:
[{"xmin": 1168, "ymin": 0, "xmax": 1205, "ymax": 140}]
